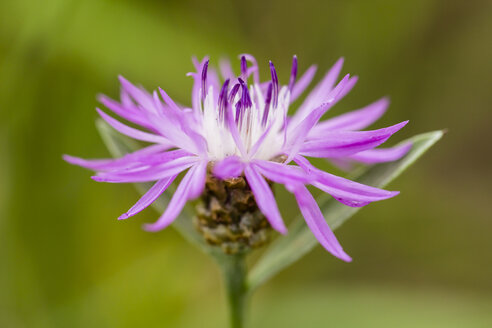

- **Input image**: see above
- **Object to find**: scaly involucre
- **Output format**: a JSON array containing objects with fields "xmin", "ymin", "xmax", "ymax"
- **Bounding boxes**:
[{"xmin": 65, "ymin": 55, "xmax": 411, "ymax": 261}]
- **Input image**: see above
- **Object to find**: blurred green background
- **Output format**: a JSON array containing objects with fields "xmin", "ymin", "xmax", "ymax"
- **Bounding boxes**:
[{"xmin": 1, "ymin": 0, "xmax": 491, "ymax": 327}]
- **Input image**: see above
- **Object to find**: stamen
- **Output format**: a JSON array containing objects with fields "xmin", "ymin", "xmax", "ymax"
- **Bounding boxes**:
[
  {"xmin": 238, "ymin": 78, "xmax": 252, "ymax": 109},
  {"xmin": 240, "ymin": 55, "xmax": 248, "ymax": 79},
  {"xmin": 201, "ymin": 60, "xmax": 209, "ymax": 102},
  {"xmin": 228, "ymin": 83, "xmax": 240, "ymax": 103},
  {"xmin": 269, "ymin": 61, "xmax": 279, "ymax": 108},
  {"xmin": 218, "ymin": 79, "xmax": 230, "ymax": 121},
  {"xmin": 262, "ymin": 83, "xmax": 273, "ymax": 126},
  {"xmin": 229, "ymin": 83, "xmax": 241, "ymax": 124},
  {"xmin": 288, "ymin": 55, "xmax": 298, "ymax": 92},
  {"xmin": 235, "ymin": 101, "xmax": 242, "ymax": 125}
]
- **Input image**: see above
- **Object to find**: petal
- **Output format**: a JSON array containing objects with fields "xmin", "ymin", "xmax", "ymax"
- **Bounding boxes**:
[
  {"xmin": 186, "ymin": 160, "xmax": 208, "ymax": 199},
  {"xmin": 219, "ymin": 58, "xmax": 236, "ymax": 81},
  {"xmin": 289, "ymin": 74, "xmax": 350, "ymax": 131},
  {"xmin": 244, "ymin": 165, "xmax": 287, "ymax": 234},
  {"xmin": 98, "ymin": 94, "xmax": 152, "ymax": 129},
  {"xmin": 92, "ymin": 156, "xmax": 198, "ymax": 183},
  {"xmin": 118, "ymin": 76, "xmax": 157, "ymax": 114},
  {"xmin": 300, "ymin": 121, "xmax": 408, "ymax": 158},
  {"xmin": 284, "ymin": 76, "xmax": 351, "ymax": 161},
  {"xmin": 348, "ymin": 143, "xmax": 412, "ymax": 164},
  {"xmin": 295, "ymin": 155, "xmax": 399, "ymax": 206},
  {"xmin": 144, "ymin": 162, "xmax": 205, "ymax": 232},
  {"xmin": 213, "ymin": 156, "xmax": 244, "ymax": 179},
  {"xmin": 290, "ymin": 184, "xmax": 352, "ymax": 262},
  {"xmin": 334, "ymin": 75, "xmax": 358, "ymax": 102},
  {"xmin": 310, "ymin": 97, "xmax": 389, "ymax": 136},
  {"xmin": 63, "ymin": 144, "xmax": 172, "ymax": 171},
  {"xmin": 225, "ymin": 100, "xmax": 247, "ymax": 157},
  {"xmin": 252, "ymin": 160, "xmax": 311, "ymax": 184},
  {"xmin": 118, "ymin": 176, "xmax": 176, "ymax": 220},
  {"xmin": 96, "ymin": 108, "xmax": 170, "ymax": 144},
  {"xmin": 290, "ymin": 65, "xmax": 317, "ymax": 102},
  {"xmin": 294, "ymin": 57, "xmax": 344, "ymax": 121},
  {"xmin": 284, "ymin": 102, "xmax": 334, "ymax": 162},
  {"xmin": 248, "ymin": 120, "xmax": 275, "ymax": 158}
]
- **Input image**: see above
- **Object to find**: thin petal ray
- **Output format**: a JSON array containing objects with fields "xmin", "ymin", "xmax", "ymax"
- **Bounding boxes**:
[
  {"xmin": 244, "ymin": 165, "xmax": 287, "ymax": 234},
  {"xmin": 292, "ymin": 184, "xmax": 352, "ymax": 262},
  {"xmin": 119, "ymin": 176, "xmax": 176, "ymax": 220},
  {"xmin": 144, "ymin": 162, "xmax": 205, "ymax": 231}
]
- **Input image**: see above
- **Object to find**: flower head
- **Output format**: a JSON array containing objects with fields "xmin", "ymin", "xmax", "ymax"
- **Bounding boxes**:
[{"xmin": 64, "ymin": 55, "xmax": 410, "ymax": 261}]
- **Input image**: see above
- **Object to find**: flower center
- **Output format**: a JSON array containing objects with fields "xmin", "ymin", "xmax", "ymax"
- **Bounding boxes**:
[{"xmin": 200, "ymin": 57, "xmax": 298, "ymax": 162}]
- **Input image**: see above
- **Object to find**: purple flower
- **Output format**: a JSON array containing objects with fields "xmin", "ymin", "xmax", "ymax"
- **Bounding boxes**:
[{"xmin": 64, "ymin": 55, "xmax": 409, "ymax": 262}]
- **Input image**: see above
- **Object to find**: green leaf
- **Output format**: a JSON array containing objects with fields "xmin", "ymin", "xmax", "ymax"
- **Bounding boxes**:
[
  {"xmin": 247, "ymin": 130, "xmax": 444, "ymax": 291},
  {"xmin": 96, "ymin": 119, "xmax": 225, "ymax": 258}
]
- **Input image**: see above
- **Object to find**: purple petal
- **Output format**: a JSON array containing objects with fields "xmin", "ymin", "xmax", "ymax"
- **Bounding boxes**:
[
  {"xmin": 334, "ymin": 75, "xmax": 358, "ymax": 102},
  {"xmin": 207, "ymin": 67, "xmax": 222, "ymax": 102},
  {"xmin": 310, "ymin": 97, "xmax": 389, "ymax": 135},
  {"xmin": 284, "ymin": 102, "xmax": 335, "ymax": 162},
  {"xmin": 284, "ymin": 76, "xmax": 352, "ymax": 161},
  {"xmin": 295, "ymin": 156, "xmax": 399, "ymax": 206},
  {"xmin": 289, "ymin": 73, "xmax": 351, "ymax": 129},
  {"xmin": 290, "ymin": 184, "xmax": 352, "ymax": 262},
  {"xmin": 144, "ymin": 162, "xmax": 205, "ymax": 232},
  {"xmin": 92, "ymin": 156, "xmax": 198, "ymax": 183},
  {"xmin": 225, "ymin": 96, "xmax": 247, "ymax": 157},
  {"xmin": 96, "ymin": 108, "xmax": 169, "ymax": 144},
  {"xmin": 213, "ymin": 156, "xmax": 244, "ymax": 179},
  {"xmin": 290, "ymin": 65, "xmax": 317, "ymax": 102},
  {"xmin": 244, "ymin": 165, "xmax": 287, "ymax": 234},
  {"xmin": 348, "ymin": 143, "xmax": 412, "ymax": 164},
  {"xmin": 158, "ymin": 88, "xmax": 183, "ymax": 115},
  {"xmin": 63, "ymin": 144, "xmax": 173, "ymax": 171},
  {"xmin": 98, "ymin": 94, "xmax": 152, "ymax": 129},
  {"xmin": 118, "ymin": 176, "xmax": 176, "ymax": 220},
  {"xmin": 300, "ymin": 121, "xmax": 409, "ymax": 158},
  {"xmin": 295, "ymin": 57, "xmax": 344, "ymax": 119},
  {"xmin": 249, "ymin": 120, "xmax": 275, "ymax": 158},
  {"xmin": 186, "ymin": 160, "xmax": 207, "ymax": 199},
  {"xmin": 252, "ymin": 160, "xmax": 311, "ymax": 185},
  {"xmin": 219, "ymin": 58, "xmax": 236, "ymax": 81},
  {"xmin": 118, "ymin": 76, "xmax": 156, "ymax": 114}
]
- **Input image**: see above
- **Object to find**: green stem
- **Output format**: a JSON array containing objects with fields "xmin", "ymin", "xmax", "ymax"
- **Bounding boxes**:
[{"xmin": 219, "ymin": 253, "xmax": 249, "ymax": 328}]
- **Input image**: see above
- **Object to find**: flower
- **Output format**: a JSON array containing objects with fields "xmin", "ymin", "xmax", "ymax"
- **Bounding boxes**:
[{"xmin": 64, "ymin": 55, "xmax": 409, "ymax": 262}]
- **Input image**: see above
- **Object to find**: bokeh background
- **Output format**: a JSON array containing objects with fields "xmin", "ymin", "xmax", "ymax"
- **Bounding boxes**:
[{"xmin": 1, "ymin": 0, "xmax": 491, "ymax": 327}]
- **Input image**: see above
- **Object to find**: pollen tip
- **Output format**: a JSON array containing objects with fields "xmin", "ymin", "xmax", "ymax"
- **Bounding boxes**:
[
  {"xmin": 201, "ymin": 60, "xmax": 210, "ymax": 101},
  {"xmin": 118, "ymin": 213, "xmax": 129, "ymax": 220},
  {"xmin": 240, "ymin": 55, "xmax": 247, "ymax": 76},
  {"xmin": 289, "ymin": 55, "xmax": 298, "ymax": 91}
]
